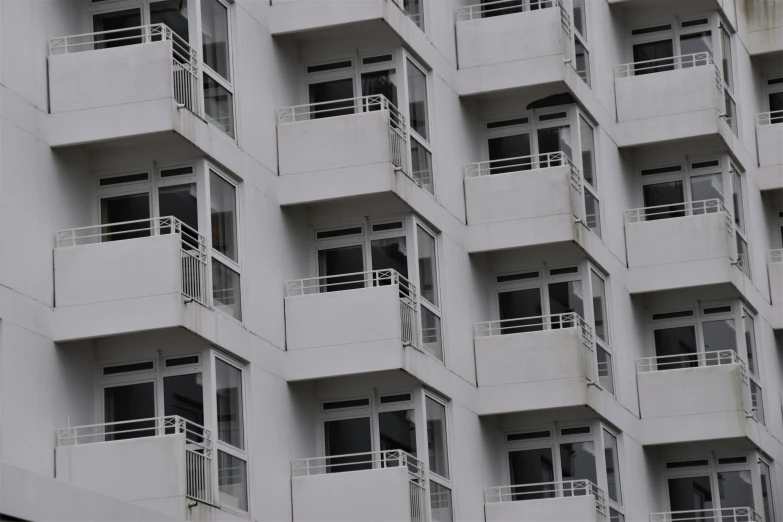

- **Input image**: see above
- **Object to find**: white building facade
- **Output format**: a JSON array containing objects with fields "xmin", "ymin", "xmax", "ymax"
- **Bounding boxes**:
[{"xmin": 1, "ymin": 0, "xmax": 783, "ymax": 521}]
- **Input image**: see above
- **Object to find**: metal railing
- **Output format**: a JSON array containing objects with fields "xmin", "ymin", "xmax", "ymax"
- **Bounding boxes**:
[
  {"xmin": 624, "ymin": 199, "xmax": 734, "ymax": 235},
  {"xmin": 286, "ymin": 269, "xmax": 419, "ymax": 348},
  {"xmin": 485, "ymin": 480, "xmax": 607, "ymax": 515},
  {"xmin": 56, "ymin": 216, "xmax": 208, "ymax": 306},
  {"xmin": 615, "ymin": 52, "xmax": 716, "ymax": 78},
  {"xmin": 292, "ymin": 450, "xmax": 426, "ymax": 522},
  {"xmin": 757, "ymin": 110, "xmax": 783, "ymax": 126},
  {"xmin": 58, "ymin": 415, "xmax": 214, "ymax": 505},
  {"xmin": 637, "ymin": 349, "xmax": 745, "ymax": 373},
  {"xmin": 49, "ymin": 24, "xmax": 200, "ymax": 115},
  {"xmin": 650, "ymin": 507, "xmax": 763, "ymax": 522},
  {"xmin": 769, "ymin": 248, "xmax": 783, "ymax": 264},
  {"xmin": 457, "ymin": 0, "xmax": 557, "ymax": 22},
  {"xmin": 278, "ymin": 95, "xmax": 409, "ymax": 174},
  {"xmin": 476, "ymin": 312, "xmax": 598, "ymax": 383}
]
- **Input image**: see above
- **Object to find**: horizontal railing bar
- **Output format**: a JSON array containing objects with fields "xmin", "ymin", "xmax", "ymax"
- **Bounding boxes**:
[
  {"xmin": 636, "ymin": 350, "xmax": 744, "ymax": 373},
  {"xmin": 757, "ymin": 109, "xmax": 783, "ymax": 125},
  {"xmin": 769, "ymin": 248, "xmax": 783, "ymax": 264},
  {"xmin": 615, "ymin": 52, "xmax": 715, "ymax": 78},
  {"xmin": 456, "ymin": 0, "xmax": 558, "ymax": 22},
  {"xmin": 465, "ymin": 151, "xmax": 575, "ymax": 178}
]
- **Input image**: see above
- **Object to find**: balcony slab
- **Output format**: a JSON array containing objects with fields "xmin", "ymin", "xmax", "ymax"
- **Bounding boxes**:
[
  {"xmin": 485, "ymin": 495, "xmax": 602, "ymax": 522},
  {"xmin": 756, "ymin": 123, "xmax": 783, "ymax": 190}
]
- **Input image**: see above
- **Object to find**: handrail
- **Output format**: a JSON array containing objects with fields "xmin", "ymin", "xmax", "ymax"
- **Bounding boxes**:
[
  {"xmin": 277, "ymin": 94, "xmax": 405, "ymax": 128},
  {"xmin": 624, "ymin": 198, "xmax": 734, "ymax": 235},
  {"xmin": 636, "ymin": 350, "xmax": 744, "ymax": 373},
  {"xmin": 769, "ymin": 248, "xmax": 783, "ymax": 264},
  {"xmin": 56, "ymin": 216, "xmax": 208, "ymax": 306},
  {"xmin": 484, "ymin": 480, "xmax": 606, "ymax": 515},
  {"xmin": 286, "ymin": 268, "xmax": 416, "ymax": 297},
  {"xmin": 615, "ymin": 52, "xmax": 716, "ymax": 78},
  {"xmin": 456, "ymin": 0, "xmax": 558, "ymax": 22},
  {"xmin": 476, "ymin": 312, "xmax": 592, "ymax": 346},
  {"xmin": 291, "ymin": 449, "xmax": 425, "ymax": 479},
  {"xmin": 757, "ymin": 110, "xmax": 783, "ymax": 126},
  {"xmin": 57, "ymin": 415, "xmax": 210, "ymax": 448},
  {"xmin": 650, "ymin": 507, "xmax": 763, "ymax": 522},
  {"xmin": 464, "ymin": 151, "xmax": 575, "ymax": 178}
]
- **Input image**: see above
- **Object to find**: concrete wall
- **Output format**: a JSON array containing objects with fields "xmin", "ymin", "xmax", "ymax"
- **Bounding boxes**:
[{"xmin": 485, "ymin": 495, "xmax": 601, "ymax": 522}]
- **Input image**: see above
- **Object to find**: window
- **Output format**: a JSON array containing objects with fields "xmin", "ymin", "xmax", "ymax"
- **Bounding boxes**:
[
  {"xmin": 504, "ymin": 420, "xmax": 623, "ymax": 517},
  {"xmin": 579, "ymin": 117, "xmax": 596, "ymax": 188},
  {"xmin": 402, "ymin": 0, "xmax": 424, "ymax": 31},
  {"xmin": 766, "ymin": 77, "xmax": 783, "ymax": 124},
  {"xmin": 759, "ymin": 459, "xmax": 776, "ymax": 522},
  {"xmin": 215, "ymin": 357, "xmax": 248, "ymax": 511},
  {"xmin": 407, "ymin": 59, "xmax": 434, "ymax": 194},
  {"xmin": 426, "ymin": 396, "xmax": 449, "ymax": 479},
  {"xmin": 731, "ymin": 165, "xmax": 751, "ymax": 279},
  {"xmin": 210, "ymin": 170, "xmax": 241, "ymax": 321},
  {"xmin": 417, "ymin": 226, "xmax": 442, "ymax": 360},
  {"xmin": 201, "ymin": 0, "xmax": 234, "ymax": 137},
  {"xmin": 92, "ymin": 9, "xmax": 142, "ymax": 49},
  {"xmin": 100, "ymin": 192, "xmax": 151, "ymax": 241}
]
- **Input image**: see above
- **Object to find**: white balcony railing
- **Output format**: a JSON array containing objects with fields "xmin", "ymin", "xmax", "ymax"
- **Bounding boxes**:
[
  {"xmin": 456, "ymin": 0, "xmax": 565, "ymax": 24},
  {"xmin": 55, "ymin": 216, "xmax": 208, "ymax": 307},
  {"xmin": 624, "ymin": 199, "xmax": 734, "ymax": 233},
  {"xmin": 49, "ymin": 24, "xmax": 200, "ymax": 116},
  {"xmin": 757, "ymin": 110, "xmax": 783, "ymax": 126},
  {"xmin": 58, "ymin": 415, "xmax": 214, "ymax": 505},
  {"xmin": 650, "ymin": 507, "xmax": 763, "ymax": 522},
  {"xmin": 277, "ymin": 95, "xmax": 409, "ymax": 175},
  {"xmin": 485, "ymin": 480, "xmax": 607, "ymax": 515},
  {"xmin": 770, "ymin": 248, "xmax": 783, "ymax": 264},
  {"xmin": 292, "ymin": 450, "xmax": 426, "ymax": 522},
  {"xmin": 637, "ymin": 349, "xmax": 745, "ymax": 373},
  {"xmin": 476, "ymin": 312, "xmax": 598, "ymax": 383},
  {"xmin": 465, "ymin": 152, "xmax": 587, "ymax": 225},
  {"xmin": 286, "ymin": 269, "xmax": 419, "ymax": 349},
  {"xmin": 615, "ymin": 52, "xmax": 720, "ymax": 81}
]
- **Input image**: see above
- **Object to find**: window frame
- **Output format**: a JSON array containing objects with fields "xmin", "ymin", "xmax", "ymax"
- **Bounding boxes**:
[
  {"xmin": 198, "ymin": 0, "xmax": 236, "ymax": 139},
  {"xmin": 403, "ymin": 54, "xmax": 435, "ymax": 195},
  {"xmin": 424, "ymin": 392, "xmax": 454, "ymax": 520},
  {"xmin": 208, "ymin": 166, "xmax": 242, "ymax": 323},
  {"xmin": 415, "ymin": 220, "xmax": 444, "ymax": 362}
]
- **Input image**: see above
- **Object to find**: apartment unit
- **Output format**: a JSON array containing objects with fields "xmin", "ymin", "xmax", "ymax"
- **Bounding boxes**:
[{"xmin": 1, "ymin": 0, "xmax": 783, "ymax": 521}]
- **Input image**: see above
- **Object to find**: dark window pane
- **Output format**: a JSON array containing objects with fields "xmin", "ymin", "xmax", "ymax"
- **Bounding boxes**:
[
  {"xmin": 537, "ymin": 126, "xmax": 572, "ymax": 163},
  {"xmin": 632, "ymin": 40, "xmax": 674, "ymax": 75},
  {"xmin": 379, "ymin": 410, "xmax": 416, "ymax": 456},
  {"xmin": 560, "ymin": 441, "xmax": 598, "ymax": 495},
  {"xmin": 103, "ymin": 383, "xmax": 155, "ymax": 441},
  {"xmin": 426, "ymin": 397, "xmax": 450, "ymax": 479},
  {"xmin": 159, "ymin": 183, "xmax": 198, "ymax": 235},
  {"xmin": 93, "ymin": 9, "xmax": 142, "ymax": 49},
  {"xmin": 212, "ymin": 259, "xmax": 241, "ymax": 320},
  {"xmin": 308, "ymin": 79, "xmax": 355, "ymax": 119},
  {"xmin": 371, "ymin": 237, "xmax": 408, "ymax": 281},
  {"xmin": 100, "ymin": 193, "xmax": 151, "ymax": 242},
  {"xmin": 702, "ymin": 319, "xmax": 737, "ymax": 364},
  {"xmin": 150, "ymin": 0, "xmax": 189, "ymax": 43},
  {"xmin": 201, "ymin": 0, "xmax": 230, "ymax": 81},
  {"xmin": 548, "ymin": 280, "xmax": 584, "ymax": 328},
  {"xmin": 680, "ymin": 31, "xmax": 713, "ymax": 67},
  {"xmin": 203, "ymin": 75, "xmax": 234, "ymax": 137},
  {"xmin": 209, "ymin": 171, "xmax": 237, "ymax": 261},
  {"xmin": 642, "ymin": 181, "xmax": 685, "ymax": 220},
  {"xmin": 407, "ymin": 60, "xmax": 428, "ymax": 139},
  {"xmin": 668, "ymin": 476, "xmax": 714, "ymax": 515},
  {"xmin": 317, "ymin": 245, "xmax": 365, "ymax": 292},
  {"xmin": 654, "ymin": 326, "xmax": 698, "ymax": 369},
  {"xmin": 498, "ymin": 288, "xmax": 543, "ymax": 334},
  {"xmin": 770, "ymin": 92, "xmax": 783, "ymax": 123},
  {"xmin": 215, "ymin": 359, "xmax": 244, "ymax": 449},
  {"xmin": 163, "ymin": 373, "xmax": 204, "ymax": 441},
  {"xmin": 488, "ymin": 134, "xmax": 532, "ymax": 174},
  {"xmin": 508, "ymin": 448, "xmax": 555, "ymax": 500},
  {"xmin": 361, "ymin": 70, "xmax": 397, "ymax": 108},
  {"xmin": 324, "ymin": 417, "xmax": 372, "ymax": 473}
]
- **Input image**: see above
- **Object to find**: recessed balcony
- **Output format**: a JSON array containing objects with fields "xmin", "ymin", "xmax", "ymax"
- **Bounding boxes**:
[
  {"xmin": 624, "ymin": 199, "xmax": 744, "ymax": 294},
  {"xmin": 47, "ymin": 24, "xmax": 206, "ymax": 147},
  {"xmin": 52, "ymin": 217, "xmax": 211, "ymax": 341},
  {"xmin": 455, "ymin": 0, "xmax": 583, "ymax": 96},
  {"xmin": 291, "ymin": 450, "xmax": 426, "ymax": 522},
  {"xmin": 464, "ymin": 153, "xmax": 590, "ymax": 253},
  {"xmin": 56, "ymin": 416, "xmax": 215, "ymax": 519},
  {"xmin": 276, "ymin": 95, "xmax": 425, "ymax": 206},
  {"xmin": 614, "ymin": 53, "xmax": 732, "ymax": 147},
  {"xmin": 484, "ymin": 481, "xmax": 607, "ymax": 522},
  {"xmin": 284, "ymin": 269, "xmax": 424, "ymax": 381},
  {"xmin": 636, "ymin": 351, "xmax": 758, "ymax": 445},
  {"xmin": 769, "ymin": 250, "xmax": 783, "ymax": 330},
  {"xmin": 755, "ymin": 111, "xmax": 783, "ymax": 190},
  {"xmin": 474, "ymin": 313, "xmax": 602, "ymax": 414}
]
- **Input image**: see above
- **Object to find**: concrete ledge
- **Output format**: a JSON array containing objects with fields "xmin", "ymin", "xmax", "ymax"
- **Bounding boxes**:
[
  {"xmin": 485, "ymin": 495, "xmax": 602, "ymax": 522},
  {"xmin": 277, "ymin": 162, "xmax": 397, "ymax": 206},
  {"xmin": 285, "ymin": 338, "xmax": 405, "ymax": 381},
  {"xmin": 269, "ymin": 0, "xmax": 386, "ymax": 35},
  {"xmin": 465, "ymin": 213, "xmax": 582, "ymax": 253},
  {"xmin": 626, "ymin": 258, "xmax": 743, "ymax": 294},
  {"xmin": 458, "ymin": 54, "xmax": 568, "ymax": 97},
  {"xmin": 475, "ymin": 378, "xmax": 590, "ymax": 415}
]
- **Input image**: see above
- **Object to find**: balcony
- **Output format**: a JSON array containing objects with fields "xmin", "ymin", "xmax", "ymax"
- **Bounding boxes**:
[
  {"xmin": 769, "ymin": 250, "xmax": 783, "ymax": 330},
  {"xmin": 56, "ymin": 416, "xmax": 214, "ymax": 519},
  {"xmin": 650, "ymin": 508, "xmax": 762, "ymax": 522},
  {"xmin": 291, "ymin": 450, "xmax": 426, "ymax": 522},
  {"xmin": 47, "ymin": 24, "xmax": 204, "ymax": 148},
  {"xmin": 269, "ymin": 0, "xmax": 423, "ymax": 37},
  {"xmin": 277, "ymin": 95, "xmax": 425, "ymax": 206},
  {"xmin": 636, "ymin": 351, "xmax": 758, "ymax": 445},
  {"xmin": 484, "ymin": 481, "xmax": 606, "ymax": 522},
  {"xmin": 464, "ymin": 153, "xmax": 590, "ymax": 253},
  {"xmin": 53, "ymin": 217, "xmax": 210, "ymax": 341},
  {"xmin": 614, "ymin": 53, "xmax": 731, "ymax": 147},
  {"xmin": 624, "ymin": 200, "xmax": 744, "ymax": 294},
  {"xmin": 455, "ymin": 0, "xmax": 583, "ymax": 96},
  {"xmin": 474, "ymin": 313, "xmax": 601, "ymax": 414},
  {"xmin": 755, "ymin": 111, "xmax": 783, "ymax": 190},
  {"xmin": 284, "ymin": 269, "xmax": 425, "ymax": 381}
]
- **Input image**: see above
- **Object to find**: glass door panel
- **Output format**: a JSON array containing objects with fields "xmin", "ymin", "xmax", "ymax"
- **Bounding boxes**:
[
  {"xmin": 642, "ymin": 181, "xmax": 685, "ymax": 220},
  {"xmin": 667, "ymin": 476, "xmax": 715, "ymax": 519},
  {"xmin": 324, "ymin": 417, "xmax": 372, "ymax": 473},
  {"xmin": 690, "ymin": 174, "xmax": 724, "ymax": 215},
  {"xmin": 163, "ymin": 373, "xmax": 204, "ymax": 441},
  {"xmin": 498, "ymin": 288, "xmax": 543, "ymax": 334},
  {"xmin": 653, "ymin": 326, "xmax": 698, "ymax": 369},
  {"xmin": 308, "ymin": 79, "xmax": 355, "ymax": 119},
  {"xmin": 769, "ymin": 92, "xmax": 783, "ymax": 123},
  {"xmin": 717, "ymin": 470, "xmax": 754, "ymax": 510},
  {"xmin": 537, "ymin": 127, "xmax": 572, "ymax": 166},
  {"xmin": 559, "ymin": 442, "xmax": 598, "ymax": 496},
  {"xmin": 378, "ymin": 410, "xmax": 417, "ymax": 466},
  {"xmin": 488, "ymin": 134, "xmax": 532, "ymax": 174},
  {"xmin": 150, "ymin": 0, "xmax": 189, "ymax": 43},
  {"xmin": 548, "ymin": 281, "xmax": 584, "ymax": 329},
  {"xmin": 371, "ymin": 237, "xmax": 408, "ymax": 281},
  {"xmin": 103, "ymin": 382, "xmax": 156, "ymax": 441},
  {"xmin": 508, "ymin": 448, "xmax": 556, "ymax": 500},
  {"xmin": 679, "ymin": 31, "xmax": 713, "ymax": 67},
  {"xmin": 100, "ymin": 193, "xmax": 151, "ymax": 241},
  {"xmin": 702, "ymin": 319, "xmax": 738, "ymax": 365},
  {"xmin": 361, "ymin": 70, "xmax": 397, "ymax": 109},
  {"xmin": 633, "ymin": 40, "xmax": 675, "ymax": 74},
  {"xmin": 92, "ymin": 9, "xmax": 143, "ymax": 49},
  {"xmin": 317, "ymin": 245, "xmax": 365, "ymax": 292}
]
